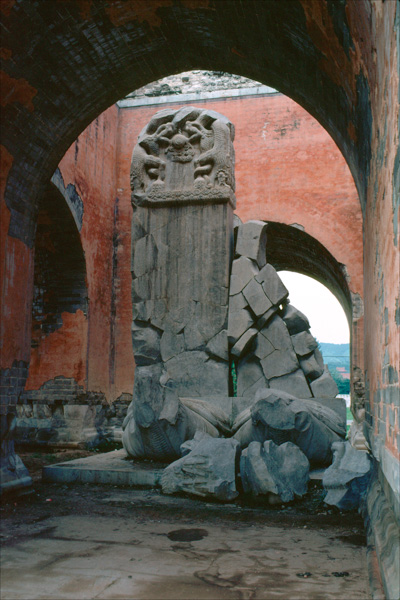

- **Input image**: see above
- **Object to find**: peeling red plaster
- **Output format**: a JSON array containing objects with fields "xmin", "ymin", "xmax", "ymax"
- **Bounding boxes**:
[
  {"xmin": 26, "ymin": 310, "xmax": 88, "ymax": 390},
  {"xmin": 0, "ymin": 0, "xmax": 15, "ymax": 17},
  {"xmin": 0, "ymin": 70, "xmax": 37, "ymax": 112},
  {"xmin": 0, "ymin": 47, "xmax": 12, "ymax": 60}
]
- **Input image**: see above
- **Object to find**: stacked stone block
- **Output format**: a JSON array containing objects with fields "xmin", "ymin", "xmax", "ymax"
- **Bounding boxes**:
[{"xmin": 230, "ymin": 220, "xmax": 338, "ymax": 400}]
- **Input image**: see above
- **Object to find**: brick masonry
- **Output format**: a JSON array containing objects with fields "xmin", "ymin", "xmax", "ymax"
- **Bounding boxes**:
[{"xmin": 0, "ymin": 2, "xmax": 398, "ymax": 594}]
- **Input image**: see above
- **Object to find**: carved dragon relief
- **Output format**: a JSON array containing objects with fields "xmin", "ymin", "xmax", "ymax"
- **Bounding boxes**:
[{"xmin": 130, "ymin": 107, "xmax": 235, "ymax": 207}]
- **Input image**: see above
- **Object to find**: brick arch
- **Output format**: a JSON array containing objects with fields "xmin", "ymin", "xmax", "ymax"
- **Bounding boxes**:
[
  {"xmin": 26, "ymin": 182, "xmax": 88, "ymax": 391},
  {"xmin": 1, "ymin": 0, "xmax": 372, "ymax": 250},
  {"xmin": 263, "ymin": 221, "xmax": 363, "ymax": 410}
]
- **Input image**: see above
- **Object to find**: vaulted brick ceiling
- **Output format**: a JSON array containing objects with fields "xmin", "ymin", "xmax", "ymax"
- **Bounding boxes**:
[{"xmin": 1, "ymin": 0, "xmax": 375, "ymax": 248}]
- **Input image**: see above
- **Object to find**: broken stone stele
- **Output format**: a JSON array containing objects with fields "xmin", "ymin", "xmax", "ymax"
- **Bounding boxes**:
[
  {"xmin": 161, "ymin": 431, "xmax": 240, "ymax": 502},
  {"xmin": 240, "ymin": 440, "xmax": 310, "ymax": 502},
  {"xmin": 323, "ymin": 441, "xmax": 372, "ymax": 510},
  {"xmin": 123, "ymin": 106, "xmax": 344, "ymax": 475},
  {"xmin": 232, "ymin": 389, "xmax": 346, "ymax": 467},
  {"xmin": 123, "ymin": 107, "xmax": 236, "ymax": 460}
]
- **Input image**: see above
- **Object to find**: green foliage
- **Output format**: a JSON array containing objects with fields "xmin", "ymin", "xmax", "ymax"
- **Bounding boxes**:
[
  {"xmin": 329, "ymin": 368, "xmax": 350, "ymax": 394},
  {"xmin": 231, "ymin": 360, "xmax": 237, "ymax": 397}
]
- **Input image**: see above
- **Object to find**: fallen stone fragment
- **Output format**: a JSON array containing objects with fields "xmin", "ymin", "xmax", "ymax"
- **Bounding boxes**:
[
  {"xmin": 242, "ymin": 277, "xmax": 273, "ymax": 317},
  {"xmin": 160, "ymin": 330, "xmax": 185, "ymax": 362},
  {"xmin": 254, "ymin": 331, "xmax": 275, "ymax": 360},
  {"xmin": 131, "ymin": 323, "xmax": 161, "ymax": 365},
  {"xmin": 255, "ymin": 264, "xmax": 288, "ymax": 306},
  {"xmin": 323, "ymin": 441, "xmax": 372, "ymax": 510},
  {"xmin": 227, "ymin": 305, "xmax": 254, "ymax": 346},
  {"xmin": 260, "ymin": 315, "xmax": 293, "ymax": 351},
  {"xmin": 269, "ymin": 369, "xmax": 312, "ymax": 398},
  {"xmin": 230, "ymin": 256, "xmax": 259, "ymax": 295},
  {"xmin": 299, "ymin": 352, "xmax": 324, "ymax": 381},
  {"xmin": 236, "ymin": 355, "xmax": 269, "ymax": 397},
  {"xmin": 291, "ymin": 330, "xmax": 318, "ymax": 357},
  {"xmin": 310, "ymin": 366, "xmax": 339, "ymax": 398},
  {"xmin": 260, "ymin": 349, "xmax": 299, "ymax": 379},
  {"xmin": 240, "ymin": 440, "xmax": 310, "ymax": 502},
  {"xmin": 235, "ymin": 220, "xmax": 268, "ymax": 268},
  {"xmin": 206, "ymin": 329, "xmax": 229, "ymax": 361},
  {"xmin": 161, "ymin": 432, "xmax": 240, "ymax": 502},
  {"xmin": 231, "ymin": 327, "xmax": 258, "ymax": 358},
  {"xmin": 233, "ymin": 388, "xmax": 345, "ymax": 466},
  {"xmin": 281, "ymin": 303, "xmax": 310, "ymax": 334}
]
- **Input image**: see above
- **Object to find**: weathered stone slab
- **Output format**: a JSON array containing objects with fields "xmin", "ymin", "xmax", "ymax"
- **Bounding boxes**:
[
  {"xmin": 255, "ymin": 264, "xmax": 288, "ymax": 306},
  {"xmin": 235, "ymin": 220, "xmax": 268, "ymax": 268},
  {"xmin": 240, "ymin": 440, "xmax": 309, "ymax": 502},
  {"xmin": 269, "ymin": 369, "xmax": 312, "ymax": 398},
  {"xmin": 242, "ymin": 277, "xmax": 273, "ymax": 317},
  {"xmin": 291, "ymin": 330, "xmax": 318, "ymax": 357},
  {"xmin": 281, "ymin": 303, "xmax": 310, "ymax": 334},
  {"xmin": 260, "ymin": 349, "xmax": 299, "ymax": 379},
  {"xmin": 160, "ymin": 330, "xmax": 185, "ymax": 362},
  {"xmin": 132, "ymin": 234, "xmax": 158, "ymax": 278},
  {"xmin": 254, "ymin": 331, "xmax": 275, "ymax": 360},
  {"xmin": 131, "ymin": 323, "xmax": 161, "ymax": 365},
  {"xmin": 310, "ymin": 366, "xmax": 339, "ymax": 397},
  {"xmin": 299, "ymin": 352, "xmax": 324, "ymax": 381},
  {"xmin": 205, "ymin": 329, "xmax": 229, "ymax": 361},
  {"xmin": 161, "ymin": 432, "xmax": 240, "ymax": 502},
  {"xmin": 237, "ymin": 355, "xmax": 269, "ymax": 398},
  {"xmin": 260, "ymin": 315, "xmax": 292, "ymax": 351},
  {"xmin": 227, "ymin": 304, "xmax": 253, "ymax": 346},
  {"xmin": 233, "ymin": 389, "xmax": 345, "ymax": 466},
  {"xmin": 231, "ymin": 327, "xmax": 258, "ymax": 358},
  {"xmin": 164, "ymin": 351, "xmax": 229, "ymax": 397},
  {"xmin": 230, "ymin": 256, "xmax": 259, "ymax": 295},
  {"xmin": 323, "ymin": 441, "xmax": 372, "ymax": 510}
]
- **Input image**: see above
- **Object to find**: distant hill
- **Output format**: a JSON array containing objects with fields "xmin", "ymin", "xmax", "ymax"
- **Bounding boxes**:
[{"xmin": 319, "ymin": 343, "xmax": 350, "ymax": 371}]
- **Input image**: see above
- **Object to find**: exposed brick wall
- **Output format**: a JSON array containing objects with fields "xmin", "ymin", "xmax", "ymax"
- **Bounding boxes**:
[{"xmin": 0, "ymin": 5, "xmax": 398, "ymax": 590}]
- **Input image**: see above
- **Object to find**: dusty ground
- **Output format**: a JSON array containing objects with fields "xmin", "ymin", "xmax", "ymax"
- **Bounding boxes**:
[{"xmin": 0, "ymin": 449, "xmax": 370, "ymax": 600}]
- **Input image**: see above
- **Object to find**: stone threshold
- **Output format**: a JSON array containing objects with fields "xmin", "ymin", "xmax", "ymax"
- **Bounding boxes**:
[{"xmin": 42, "ymin": 449, "xmax": 326, "ymax": 488}]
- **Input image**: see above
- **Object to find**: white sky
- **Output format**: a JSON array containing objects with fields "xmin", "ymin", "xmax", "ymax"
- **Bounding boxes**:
[{"xmin": 279, "ymin": 271, "xmax": 350, "ymax": 344}]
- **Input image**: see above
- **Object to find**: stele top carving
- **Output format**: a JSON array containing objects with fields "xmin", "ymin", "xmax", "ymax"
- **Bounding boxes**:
[{"xmin": 130, "ymin": 107, "xmax": 236, "ymax": 207}]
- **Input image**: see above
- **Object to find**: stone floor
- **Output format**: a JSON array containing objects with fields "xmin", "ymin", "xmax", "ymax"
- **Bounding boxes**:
[{"xmin": 1, "ymin": 468, "xmax": 370, "ymax": 600}]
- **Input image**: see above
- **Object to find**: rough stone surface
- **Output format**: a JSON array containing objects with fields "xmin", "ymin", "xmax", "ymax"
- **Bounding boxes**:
[
  {"xmin": 131, "ymin": 323, "xmax": 161, "ymax": 365},
  {"xmin": 269, "ymin": 369, "xmax": 313, "ymax": 398},
  {"xmin": 161, "ymin": 432, "xmax": 240, "ymax": 501},
  {"xmin": 124, "ymin": 107, "xmax": 235, "ymax": 461},
  {"xmin": 323, "ymin": 441, "xmax": 372, "ymax": 510},
  {"xmin": 240, "ymin": 440, "xmax": 310, "ymax": 502},
  {"xmin": 281, "ymin": 303, "xmax": 310, "ymax": 334},
  {"xmin": 230, "ymin": 257, "xmax": 259, "ymax": 295},
  {"xmin": 236, "ymin": 356, "xmax": 269, "ymax": 398},
  {"xmin": 310, "ymin": 366, "xmax": 339, "ymax": 398},
  {"xmin": 235, "ymin": 220, "xmax": 268, "ymax": 268},
  {"xmin": 260, "ymin": 349, "xmax": 299, "ymax": 380},
  {"xmin": 242, "ymin": 277, "xmax": 273, "ymax": 317},
  {"xmin": 231, "ymin": 327, "xmax": 258, "ymax": 358},
  {"xmin": 255, "ymin": 264, "xmax": 288, "ymax": 306},
  {"xmin": 291, "ymin": 330, "xmax": 318, "ymax": 357},
  {"xmin": 205, "ymin": 329, "xmax": 229, "ymax": 361},
  {"xmin": 164, "ymin": 352, "xmax": 229, "ymax": 397},
  {"xmin": 233, "ymin": 389, "xmax": 345, "ymax": 465},
  {"xmin": 227, "ymin": 304, "xmax": 253, "ymax": 346},
  {"xmin": 299, "ymin": 352, "xmax": 325, "ymax": 381}
]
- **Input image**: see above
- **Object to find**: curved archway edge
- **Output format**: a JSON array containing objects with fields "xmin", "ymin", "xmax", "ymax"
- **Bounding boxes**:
[{"xmin": 0, "ymin": 5, "xmax": 399, "ymax": 592}]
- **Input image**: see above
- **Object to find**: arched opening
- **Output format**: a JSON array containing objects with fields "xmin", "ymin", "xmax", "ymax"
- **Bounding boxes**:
[
  {"xmin": 17, "ymin": 183, "xmax": 89, "ymax": 445},
  {"xmin": 1, "ymin": 5, "xmax": 398, "ymax": 595}
]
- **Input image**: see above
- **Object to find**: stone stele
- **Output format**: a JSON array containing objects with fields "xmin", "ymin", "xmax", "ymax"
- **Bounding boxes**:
[{"xmin": 123, "ymin": 107, "xmax": 236, "ymax": 460}]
